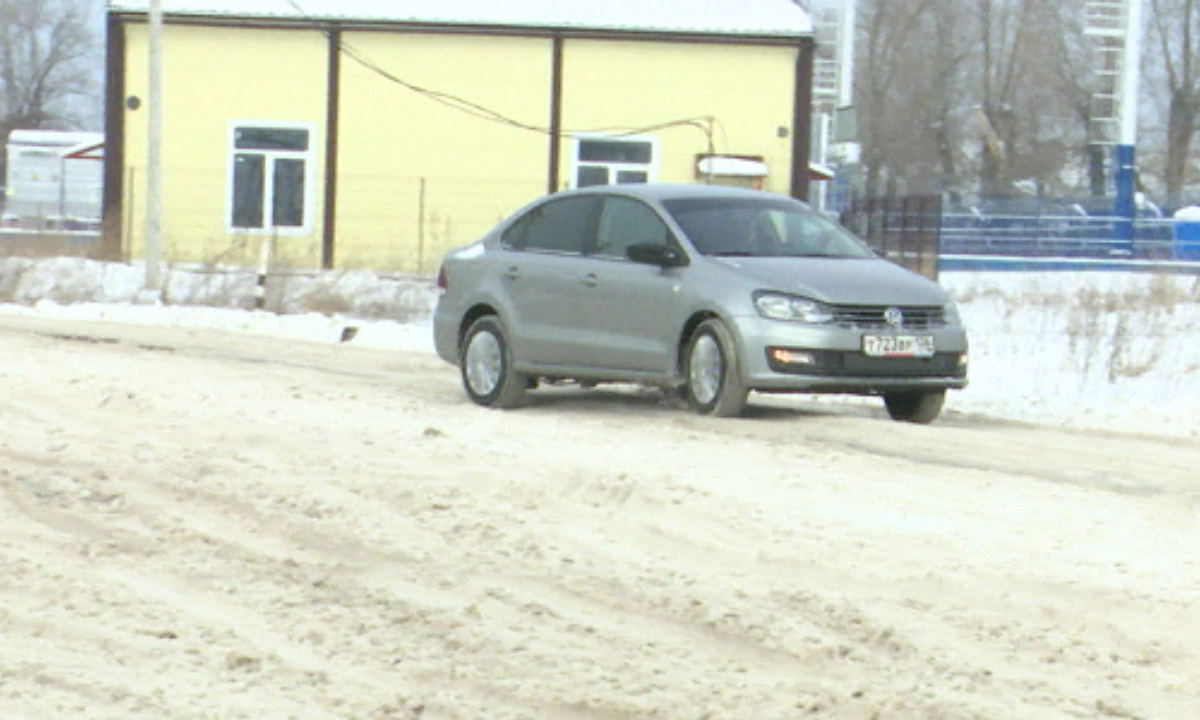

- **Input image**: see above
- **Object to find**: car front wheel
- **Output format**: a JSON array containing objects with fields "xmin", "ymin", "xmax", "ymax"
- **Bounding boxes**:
[
  {"xmin": 684, "ymin": 319, "xmax": 747, "ymax": 417},
  {"xmin": 883, "ymin": 389, "xmax": 945, "ymax": 424},
  {"xmin": 460, "ymin": 316, "xmax": 526, "ymax": 408}
]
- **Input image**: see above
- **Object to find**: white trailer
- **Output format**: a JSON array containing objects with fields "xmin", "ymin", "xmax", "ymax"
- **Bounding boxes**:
[{"xmin": 3, "ymin": 129, "xmax": 104, "ymax": 230}]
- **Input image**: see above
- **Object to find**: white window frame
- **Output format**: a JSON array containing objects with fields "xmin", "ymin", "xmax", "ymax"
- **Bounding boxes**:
[
  {"xmin": 226, "ymin": 120, "xmax": 316, "ymax": 236},
  {"xmin": 569, "ymin": 134, "xmax": 659, "ymax": 189}
]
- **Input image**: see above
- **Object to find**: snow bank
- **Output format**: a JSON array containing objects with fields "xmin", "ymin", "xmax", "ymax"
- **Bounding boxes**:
[{"xmin": 2, "ymin": 257, "xmax": 1198, "ymax": 437}]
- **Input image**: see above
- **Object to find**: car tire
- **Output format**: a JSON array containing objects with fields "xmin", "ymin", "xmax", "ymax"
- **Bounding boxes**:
[
  {"xmin": 684, "ymin": 318, "xmax": 748, "ymax": 417},
  {"xmin": 883, "ymin": 389, "xmax": 945, "ymax": 424},
  {"xmin": 460, "ymin": 316, "xmax": 526, "ymax": 408}
]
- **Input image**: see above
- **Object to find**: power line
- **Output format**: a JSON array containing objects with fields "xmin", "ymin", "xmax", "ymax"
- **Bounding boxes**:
[{"xmin": 281, "ymin": 0, "xmax": 717, "ymax": 151}]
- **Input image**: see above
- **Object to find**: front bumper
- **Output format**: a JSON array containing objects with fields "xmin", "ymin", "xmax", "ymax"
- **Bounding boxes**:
[{"xmin": 731, "ymin": 313, "xmax": 969, "ymax": 394}]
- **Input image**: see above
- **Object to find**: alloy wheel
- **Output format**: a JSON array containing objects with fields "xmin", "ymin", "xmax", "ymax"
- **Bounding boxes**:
[
  {"xmin": 689, "ymin": 333, "xmax": 723, "ymax": 406},
  {"xmin": 464, "ymin": 329, "xmax": 503, "ymax": 397}
]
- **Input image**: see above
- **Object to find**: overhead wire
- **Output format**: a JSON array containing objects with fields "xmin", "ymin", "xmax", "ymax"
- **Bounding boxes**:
[{"xmin": 280, "ymin": 0, "xmax": 718, "ymax": 154}]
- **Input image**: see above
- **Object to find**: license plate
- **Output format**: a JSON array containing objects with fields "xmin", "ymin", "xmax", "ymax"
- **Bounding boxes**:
[{"xmin": 862, "ymin": 334, "xmax": 936, "ymax": 358}]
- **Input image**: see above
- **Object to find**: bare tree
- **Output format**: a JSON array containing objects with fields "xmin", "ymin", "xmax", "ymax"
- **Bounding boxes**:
[
  {"xmin": 976, "ymin": 0, "xmax": 1038, "ymax": 196},
  {"xmin": 856, "ymin": 0, "xmax": 937, "ymax": 197},
  {"xmin": 0, "ymin": 0, "xmax": 97, "ymax": 180},
  {"xmin": 852, "ymin": 0, "xmax": 1180, "ymax": 203},
  {"xmin": 1149, "ymin": 0, "xmax": 1200, "ymax": 205},
  {"xmin": 903, "ymin": 0, "xmax": 974, "ymax": 193},
  {"xmin": 856, "ymin": 0, "xmax": 1073, "ymax": 199},
  {"xmin": 930, "ymin": 3, "xmax": 968, "ymax": 183},
  {"xmin": 963, "ymin": 0, "xmax": 1084, "ymax": 198},
  {"xmin": 1044, "ymin": 0, "xmax": 1106, "ymax": 193}
]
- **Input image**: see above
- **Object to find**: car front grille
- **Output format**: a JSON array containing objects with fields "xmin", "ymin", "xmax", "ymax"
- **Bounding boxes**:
[{"xmin": 830, "ymin": 305, "xmax": 947, "ymax": 330}]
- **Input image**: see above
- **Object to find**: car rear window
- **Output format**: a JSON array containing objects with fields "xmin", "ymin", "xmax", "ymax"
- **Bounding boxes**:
[{"xmin": 502, "ymin": 196, "xmax": 599, "ymax": 254}]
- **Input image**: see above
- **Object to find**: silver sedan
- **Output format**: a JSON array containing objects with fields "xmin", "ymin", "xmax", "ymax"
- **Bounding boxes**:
[{"xmin": 433, "ymin": 184, "xmax": 968, "ymax": 423}]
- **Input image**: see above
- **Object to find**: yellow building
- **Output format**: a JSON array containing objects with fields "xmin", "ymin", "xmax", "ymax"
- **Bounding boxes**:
[{"xmin": 104, "ymin": 0, "xmax": 816, "ymax": 273}]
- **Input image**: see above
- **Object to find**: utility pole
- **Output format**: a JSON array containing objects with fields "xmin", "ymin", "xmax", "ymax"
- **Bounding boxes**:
[
  {"xmin": 837, "ymin": 0, "xmax": 856, "ymax": 108},
  {"xmin": 144, "ymin": 0, "xmax": 164, "ymax": 294},
  {"xmin": 1085, "ymin": 0, "xmax": 1141, "ymax": 254},
  {"xmin": 1113, "ymin": 0, "xmax": 1141, "ymax": 254}
]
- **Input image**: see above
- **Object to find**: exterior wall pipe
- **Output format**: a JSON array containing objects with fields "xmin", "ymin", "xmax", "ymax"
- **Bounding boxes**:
[
  {"xmin": 322, "ymin": 27, "xmax": 342, "ymax": 269},
  {"xmin": 547, "ymin": 34, "xmax": 564, "ymax": 194},
  {"xmin": 790, "ymin": 37, "xmax": 815, "ymax": 203},
  {"xmin": 101, "ymin": 14, "xmax": 126, "ymax": 260}
]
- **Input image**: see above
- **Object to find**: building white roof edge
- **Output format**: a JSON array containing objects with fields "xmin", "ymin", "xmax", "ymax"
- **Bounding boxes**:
[{"xmin": 108, "ymin": 0, "xmax": 814, "ymax": 37}]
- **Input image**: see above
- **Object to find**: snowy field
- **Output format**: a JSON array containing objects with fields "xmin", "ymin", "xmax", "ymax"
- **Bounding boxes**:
[{"xmin": 1, "ymin": 256, "xmax": 1197, "ymax": 438}]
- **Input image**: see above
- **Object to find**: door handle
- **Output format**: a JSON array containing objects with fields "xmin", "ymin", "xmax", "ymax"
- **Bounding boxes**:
[
  {"xmin": 504, "ymin": 266, "xmax": 520, "ymax": 280},
  {"xmin": 580, "ymin": 273, "xmax": 600, "ymax": 287}
]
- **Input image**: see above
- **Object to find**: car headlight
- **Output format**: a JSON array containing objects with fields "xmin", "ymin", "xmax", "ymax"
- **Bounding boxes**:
[{"xmin": 754, "ymin": 292, "xmax": 835, "ymax": 323}]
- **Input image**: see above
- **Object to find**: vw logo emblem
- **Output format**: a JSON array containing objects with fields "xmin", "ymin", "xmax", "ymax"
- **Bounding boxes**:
[{"xmin": 884, "ymin": 307, "xmax": 904, "ymax": 327}]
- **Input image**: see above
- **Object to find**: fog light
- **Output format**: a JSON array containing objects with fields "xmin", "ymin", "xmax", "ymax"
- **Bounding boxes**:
[{"xmin": 769, "ymin": 348, "xmax": 816, "ymax": 366}]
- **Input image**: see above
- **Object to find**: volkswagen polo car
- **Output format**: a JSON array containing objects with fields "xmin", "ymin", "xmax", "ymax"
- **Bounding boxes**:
[{"xmin": 433, "ymin": 184, "xmax": 968, "ymax": 423}]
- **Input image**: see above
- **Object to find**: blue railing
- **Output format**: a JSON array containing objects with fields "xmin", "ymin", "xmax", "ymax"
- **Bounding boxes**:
[{"xmin": 940, "ymin": 212, "xmax": 1176, "ymax": 259}]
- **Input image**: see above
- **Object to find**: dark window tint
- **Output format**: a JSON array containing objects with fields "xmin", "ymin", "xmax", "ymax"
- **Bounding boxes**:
[
  {"xmin": 577, "ymin": 166, "xmax": 609, "ymax": 188},
  {"xmin": 595, "ymin": 197, "xmax": 669, "ymax": 258},
  {"xmin": 578, "ymin": 139, "xmax": 652, "ymax": 164},
  {"xmin": 662, "ymin": 196, "xmax": 874, "ymax": 258},
  {"xmin": 232, "ymin": 154, "xmax": 265, "ymax": 228},
  {"xmin": 235, "ymin": 127, "xmax": 309, "ymax": 151},
  {"xmin": 273, "ymin": 158, "xmax": 305, "ymax": 227},
  {"xmin": 504, "ymin": 197, "xmax": 597, "ymax": 254}
]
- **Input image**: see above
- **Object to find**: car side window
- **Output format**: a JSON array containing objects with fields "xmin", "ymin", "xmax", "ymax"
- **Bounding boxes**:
[
  {"xmin": 501, "ymin": 196, "xmax": 598, "ymax": 254},
  {"xmin": 594, "ymin": 196, "xmax": 670, "ymax": 259}
]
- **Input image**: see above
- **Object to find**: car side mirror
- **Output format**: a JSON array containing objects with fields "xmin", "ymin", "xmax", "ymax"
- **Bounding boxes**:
[{"xmin": 627, "ymin": 242, "xmax": 686, "ymax": 268}]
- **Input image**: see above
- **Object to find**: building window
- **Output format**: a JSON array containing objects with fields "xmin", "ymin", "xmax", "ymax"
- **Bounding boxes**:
[
  {"xmin": 571, "ymin": 135, "xmax": 658, "ymax": 188},
  {"xmin": 228, "ymin": 123, "xmax": 314, "ymax": 234}
]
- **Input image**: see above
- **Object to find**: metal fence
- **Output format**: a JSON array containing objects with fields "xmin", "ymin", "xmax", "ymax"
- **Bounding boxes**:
[
  {"xmin": 839, "ymin": 194, "xmax": 943, "ymax": 280},
  {"xmin": 837, "ymin": 193, "xmax": 1199, "ymax": 273},
  {"xmin": 4, "ymin": 183, "xmax": 1198, "ymax": 273},
  {"xmin": 940, "ymin": 210, "xmax": 1176, "ymax": 260},
  {"xmin": 2, "ymin": 170, "xmax": 543, "ymax": 272}
]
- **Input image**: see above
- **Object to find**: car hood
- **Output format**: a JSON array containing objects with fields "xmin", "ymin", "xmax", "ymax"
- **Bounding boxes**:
[{"xmin": 711, "ymin": 256, "xmax": 948, "ymax": 305}]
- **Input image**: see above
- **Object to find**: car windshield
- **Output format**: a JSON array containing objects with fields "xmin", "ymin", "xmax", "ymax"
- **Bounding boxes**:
[{"xmin": 661, "ymin": 196, "xmax": 875, "ymax": 259}]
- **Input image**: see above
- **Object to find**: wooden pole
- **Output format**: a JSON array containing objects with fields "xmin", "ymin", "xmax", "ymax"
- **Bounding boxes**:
[{"xmin": 144, "ymin": 0, "xmax": 163, "ymax": 293}]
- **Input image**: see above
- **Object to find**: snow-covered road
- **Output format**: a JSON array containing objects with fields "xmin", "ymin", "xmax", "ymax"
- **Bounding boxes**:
[{"xmin": 2, "ymin": 312, "xmax": 1197, "ymax": 720}]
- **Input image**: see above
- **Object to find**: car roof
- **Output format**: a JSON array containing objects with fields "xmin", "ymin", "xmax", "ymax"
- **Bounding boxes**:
[{"xmin": 565, "ymin": 183, "xmax": 797, "ymax": 204}]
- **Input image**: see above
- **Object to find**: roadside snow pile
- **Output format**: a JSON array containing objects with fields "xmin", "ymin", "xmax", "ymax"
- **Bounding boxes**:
[
  {"xmin": 0, "ymin": 257, "xmax": 437, "ymax": 352},
  {"xmin": 1, "ymin": 257, "xmax": 1198, "ymax": 437},
  {"xmin": 0, "ymin": 256, "xmax": 435, "ymax": 321}
]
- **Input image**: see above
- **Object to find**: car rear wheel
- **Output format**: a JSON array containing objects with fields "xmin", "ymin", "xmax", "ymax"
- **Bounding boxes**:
[
  {"xmin": 883, "ymin": 389, "xmax": 945, "ymax": 424},
  {"xmin": 461, "ymin": 316, "xmax": 526, "ymax": 408},
  {"xmin": 685, "ymin": 319, "xmax": 747, "ymax": 417}
]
